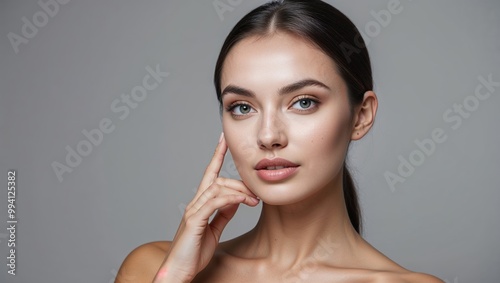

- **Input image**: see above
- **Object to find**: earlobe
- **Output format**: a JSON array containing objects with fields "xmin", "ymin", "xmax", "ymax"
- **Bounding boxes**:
[{"xmin": 351, "ymin": 91, "xmax": 378, "ymax": 140}]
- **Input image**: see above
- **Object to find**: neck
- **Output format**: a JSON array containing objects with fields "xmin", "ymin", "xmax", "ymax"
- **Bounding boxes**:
[{"xmin": 236, "ymin": 174, "xmax": 364, "ymax": 269}]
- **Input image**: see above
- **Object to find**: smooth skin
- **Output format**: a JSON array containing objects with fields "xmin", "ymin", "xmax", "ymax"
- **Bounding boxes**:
[{"xmin": 116, "ymin": 32, "xmax": 444, "ymax": 283}]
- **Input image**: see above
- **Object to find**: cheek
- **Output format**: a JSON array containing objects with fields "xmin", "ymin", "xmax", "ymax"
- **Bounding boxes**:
[
  {"xmin": 316, "ymin": 118, "xmax": 348, "ymax": 146},
  {"xmin": 223, "ymin": 122, "xmax": 257, "ymax": 168},
  {"xmin": 302, "ymin": 111, "xmax": 351, "ymax": 168},
  {"xmin": 228, "ymin": 142, "xmax": 259, "ymax": 194}
]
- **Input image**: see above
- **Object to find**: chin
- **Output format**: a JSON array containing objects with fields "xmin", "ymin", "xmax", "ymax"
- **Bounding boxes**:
[{"xmin": 259, "ymin": 196, "xmax": 303, "ymax": 206}]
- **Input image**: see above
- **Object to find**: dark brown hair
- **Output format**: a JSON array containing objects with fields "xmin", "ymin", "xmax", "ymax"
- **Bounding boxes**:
[{"xmin": 214, "ymin": 0, "xmax": 373, "ymax": 234}]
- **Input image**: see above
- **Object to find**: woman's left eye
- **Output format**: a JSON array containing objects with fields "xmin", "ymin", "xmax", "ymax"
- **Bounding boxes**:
[{"xmin": 291, "ymin": 98, "xmax": 318, "ymax": 111}]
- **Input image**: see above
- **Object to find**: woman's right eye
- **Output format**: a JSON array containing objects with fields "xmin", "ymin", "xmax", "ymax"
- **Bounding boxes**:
[{"xmin": 226, "ymin": 103, "xmax": 256, "ymax": 116}]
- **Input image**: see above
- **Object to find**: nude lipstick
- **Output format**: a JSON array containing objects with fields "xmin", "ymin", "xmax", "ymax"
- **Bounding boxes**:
[{"xmin": 254, "ymin": 158, "xmax": 299, "ymax": 182}]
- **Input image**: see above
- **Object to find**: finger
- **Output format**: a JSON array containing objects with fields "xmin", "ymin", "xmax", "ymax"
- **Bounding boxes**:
[
  {"xmin": 192, "ymin": 133, "xmax": 227, "ymax": 201},
  {"xmin": 188, "ymin": 177, "xmax": 257, "ymax": 212},
  {"xmin": 211, "ymin": 177, "xmax": 258, "ymax": 199},
  {"xmin": 184, "ymin": 195, "xmax": 246, "ymax": 233},
  {"xmin": 186, "ymin": 184, "xmax": 258, "ymax": 217},
  {"xmin": 193, "ymin": 195, "xmax": 246, "ymax": 225},
  {"xmin": 203, "ymin": 132, "xmax": 227, "ymax": 186},
  {"xmin": 209, "ymin": 203, "xmax": 240, "ymax": 242}
]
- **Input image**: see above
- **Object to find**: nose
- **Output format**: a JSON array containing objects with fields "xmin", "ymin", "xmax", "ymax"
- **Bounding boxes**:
[{"xmin": 257, "ymin": 112, "xmax": 288, "ymax": 150}]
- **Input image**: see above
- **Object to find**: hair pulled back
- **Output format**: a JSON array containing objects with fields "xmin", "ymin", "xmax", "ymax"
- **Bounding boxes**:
[{"xmin": 214, "ymin": 0, "xmax": 373, "ymax": 234}]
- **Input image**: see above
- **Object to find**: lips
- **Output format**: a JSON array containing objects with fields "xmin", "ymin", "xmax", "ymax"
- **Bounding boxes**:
[{"xmin": 255, "ymin": 158, "xmax": 299, "ymax": 170}]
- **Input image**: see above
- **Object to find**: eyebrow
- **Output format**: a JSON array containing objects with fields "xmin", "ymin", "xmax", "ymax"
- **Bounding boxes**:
[{"xmin": 221, "ymin": 79, "xmax": 331, "ymax": 98}]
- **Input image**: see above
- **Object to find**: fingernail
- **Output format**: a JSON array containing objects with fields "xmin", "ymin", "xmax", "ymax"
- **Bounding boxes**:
[{"xmin": 218, "ymin": 132, "xmax": 224, "ymax": 144}]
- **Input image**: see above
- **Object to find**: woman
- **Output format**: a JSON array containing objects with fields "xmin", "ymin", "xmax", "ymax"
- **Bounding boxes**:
[{"xmin": 117, "ymin": 1, "xmax": 444, "ymax": 282}]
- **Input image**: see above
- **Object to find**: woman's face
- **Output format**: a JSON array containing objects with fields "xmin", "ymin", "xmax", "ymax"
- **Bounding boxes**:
[{"xmin": 221, "ymin": 32, "xmax": 354, "ymax": 205}]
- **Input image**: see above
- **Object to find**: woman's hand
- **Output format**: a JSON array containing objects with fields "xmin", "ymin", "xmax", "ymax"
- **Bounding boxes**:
[{"xmin": 153, "ymin": 132, "xmax": 260, "ymax": 283}]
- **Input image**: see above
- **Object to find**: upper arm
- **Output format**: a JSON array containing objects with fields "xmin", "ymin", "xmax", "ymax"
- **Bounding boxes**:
[{"xmin": 115, "ymin": 241, "xmax": 171, "ymax": 283}]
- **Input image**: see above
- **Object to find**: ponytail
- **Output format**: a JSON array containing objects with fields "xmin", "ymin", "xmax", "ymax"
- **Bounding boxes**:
[{"xmin": 343, "ymin": 163, "xmax": 362, "ymax": 234}]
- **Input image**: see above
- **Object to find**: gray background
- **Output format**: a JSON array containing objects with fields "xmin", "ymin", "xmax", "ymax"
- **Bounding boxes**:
[{"xmin": 1, "ymin": 0, "xmax": 499, "ymax": 282}]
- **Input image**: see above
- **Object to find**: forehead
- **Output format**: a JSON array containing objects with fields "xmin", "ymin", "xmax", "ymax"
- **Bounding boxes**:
[{"xmin": 221, "ymin": 32, "xmax": 344, "ymax": 90}]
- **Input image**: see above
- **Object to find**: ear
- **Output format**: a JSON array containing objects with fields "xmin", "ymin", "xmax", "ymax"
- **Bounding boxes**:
[{"xmin": 351, "ymin": 91, "xmax": 378, "ymax": 140}]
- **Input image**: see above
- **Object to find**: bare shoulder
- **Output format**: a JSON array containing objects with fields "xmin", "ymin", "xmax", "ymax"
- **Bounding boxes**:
[
  {"xmin": 115, "ymin": 241, "xmax": 172, "ymax": 283},
  {"xmin": 358, "ymin": 241, "xmax": 444, "ymax": 283}
]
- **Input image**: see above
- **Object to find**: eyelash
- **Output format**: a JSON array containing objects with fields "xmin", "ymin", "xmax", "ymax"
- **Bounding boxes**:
[{"xmin": 224, "ymin": 95, "xmax": 320, "ymax": 117}]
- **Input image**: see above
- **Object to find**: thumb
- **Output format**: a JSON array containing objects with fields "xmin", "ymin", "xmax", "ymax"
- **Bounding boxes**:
[{"xmin": 209, "ymin": 203, "xmax": 240, "ymax": 242}]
